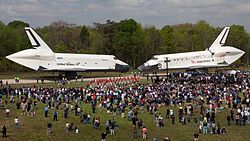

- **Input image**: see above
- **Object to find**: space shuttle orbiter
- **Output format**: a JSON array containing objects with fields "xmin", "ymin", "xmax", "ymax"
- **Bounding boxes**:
[
  {"xmin": 138, "ymin": 27, "xmax": 245, "ymax": 72},
  {"xmin": 6, "ymin": 27, "xmax": 130, "ymax": 77}
]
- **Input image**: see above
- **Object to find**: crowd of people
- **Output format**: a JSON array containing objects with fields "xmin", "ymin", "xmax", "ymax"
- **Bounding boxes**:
[{"xmin": 0, "ymin": 72, "xmax": 250, "ymax": 140}]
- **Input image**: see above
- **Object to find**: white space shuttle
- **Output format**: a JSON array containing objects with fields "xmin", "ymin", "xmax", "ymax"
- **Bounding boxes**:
[
  {"xmin": 6, "ymin": 27, "xmax": 130, "ymax": 77},
  {"xmin": 138, "ymin": 27, "xmax": 245, "ymax": 72}
]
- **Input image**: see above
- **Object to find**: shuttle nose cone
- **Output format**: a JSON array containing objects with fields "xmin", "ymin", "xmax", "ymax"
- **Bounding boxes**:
[
  {"xmin": 138, "ymin": 62, "xmax": 158, "ymax": 72},
  {"xmin": 115, "ymin": 64, "xmax": 130, "ymax": 72},
  {"xmin": 138, "ymin": 62, "xmax": 152, "ymax": 72},
  {"xmin": 138, "ymin": 64, "xmax": 146, "ymax": 71}
]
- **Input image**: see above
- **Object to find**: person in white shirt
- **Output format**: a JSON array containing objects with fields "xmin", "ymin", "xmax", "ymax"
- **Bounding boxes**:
[
  {"xmin": 5, "ymin": 108, "xmax": 10, "ymax": 116},
  {"xmin": 65, "ymin": 122, "xmax": 70, "ymax": 133},
  {"xmin": 75, "ymin": 126, "xmax": 79, "ymax": 134},
  {"xmin": 15, "ymin": 117, "xmax": 19, "ymax": 129}
]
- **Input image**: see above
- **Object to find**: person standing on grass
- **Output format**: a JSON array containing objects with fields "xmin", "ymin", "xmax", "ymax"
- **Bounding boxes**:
[
  {"xmin": 65, "ymin": 122, "xmax": 70, "ymax": 133},
  {"xmin": 141, "ymin": 126, "xmax": 147, "ymax": 140},
  {"xmin": 53, "ymin": 111, "xmax": 58, "ymax": 121},
  {"xmin": 101, "ymin": 132, "xmax": 107, "ymax": 141},
  {"xmin": 217, "ymin": 122, "xmax": 221, "ymax": 134},
  {"xmin": 0, "ymin": 98, "xmax": 3, "ymax": 109},
  {"xmin": 203, "ymin": 121, "xmax": 207, "ymax": 134},
  {"xmin": 171, "ymin": 114, "xmax": 175, "ymax": 124},
  {"xmin": 211, "ymin": 122, "xmax": 216, "ymax": 134},
  {"xmin": 230, "ymin": 109, "xmax": 234, "ymax": 121},
  {"xmin": 105, "ymin": 120, "xmax": 110, "ymax": 134},
  {"xmin": 138, "ymin": 119, "xmax": 143, "ymax": 129},
  {"xmin": 5, "ymin": 108, "xmax": 10, "ymax": 117},
  {"xmin": 110, "ymin": 122, "xmax": 115, "ymax": 135},
  {"xmin": 166, "ymin": 108, "xmax": 170, "ymax": 119},
  {"xmin": 193, "ymin": 115, "xmax": 198, "ymax": 127},
  {"xmin": 121, "ymin": 108, "xmax": 125, "ymax": 118},
  {"xmin": 133, "ymin": 126, "xmax": 137, "ymax": 139},
  {"xmin": 227, "ymin": 114, "xmax": 231, "ymax": 125},
  {"xmin": 45, "ymin": 106, "xmax": 49, "ymax": 117},
  {"xmin": 75, "ymin": 126, "xmax": 79, "ymax": 134},
  {"xmin": 193, "ymin": 132, "xmax": 199, "ymax": 141},
  {"xmin": 47, "ymin": 122, "xmax": 52, "ymax": 134},
  {"xmin": 163, "ymin": 137, "xmax": 171, "ymax": 141},
  {"xmin": 2, "ymin": 125, "xmax": 7, "ymax": 138},
  {"xmin": 15, "ymin": 117, "xmax": 19, "ymax": 129},
  {"xmin": 132, "ymin": 115, "xmax": 138, "ymax": 127},
  {"xmin": 92, "ymin": 103, "xmax": 96, "ymax": 113}
]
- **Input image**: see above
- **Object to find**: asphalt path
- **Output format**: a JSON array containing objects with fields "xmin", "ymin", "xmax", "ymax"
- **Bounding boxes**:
[{"xmin": 0, "ymin": 75, "xmax": 138, "ymax": 84}]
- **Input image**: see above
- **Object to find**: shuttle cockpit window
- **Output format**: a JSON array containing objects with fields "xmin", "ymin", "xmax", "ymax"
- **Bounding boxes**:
[{"xmin": 151, "ymin": 56, "xmax": 158, "ymax": 60}]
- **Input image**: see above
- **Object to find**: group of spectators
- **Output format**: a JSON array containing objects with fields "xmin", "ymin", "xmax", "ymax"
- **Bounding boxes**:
[{"xmin": 0, "ymin": 72, "xmax": 249, "ymax": 140}]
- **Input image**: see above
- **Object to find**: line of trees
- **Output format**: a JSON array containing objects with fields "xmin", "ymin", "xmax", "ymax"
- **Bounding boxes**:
[{"xmin": 0, "ymin": 19, "xmax": 249, "ymax": 72}]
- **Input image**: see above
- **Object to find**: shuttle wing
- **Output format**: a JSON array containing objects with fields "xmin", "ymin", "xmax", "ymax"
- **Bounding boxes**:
[{"xmin": 189, "ymin": 64, "xmax": 219, "ymax": 69}]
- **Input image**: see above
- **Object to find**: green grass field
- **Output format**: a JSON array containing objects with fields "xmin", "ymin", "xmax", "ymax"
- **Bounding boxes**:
[{"xmin": 1, "ymin": 81, "xmax": 250, "ymax": 141}]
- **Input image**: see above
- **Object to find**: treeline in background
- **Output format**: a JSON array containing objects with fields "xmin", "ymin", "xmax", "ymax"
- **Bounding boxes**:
[{"xmin": 0, "ymin": 19, "xmax": 249, "ymax": 72}]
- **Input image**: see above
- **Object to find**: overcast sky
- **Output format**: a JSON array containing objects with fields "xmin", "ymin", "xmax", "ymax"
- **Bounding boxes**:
[{"xmin": 1, "ymin": 0, "xmax": 250, "ymax": 32}]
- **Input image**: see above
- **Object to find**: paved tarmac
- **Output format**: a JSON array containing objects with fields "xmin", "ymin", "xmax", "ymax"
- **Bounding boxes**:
[
  {"xmin": 0, "ymin": 79, "xmax": 51, "ymax": 84},
  {"xmin": 0, "ymin": 76, "xmax": 137, "ymax": 84}
]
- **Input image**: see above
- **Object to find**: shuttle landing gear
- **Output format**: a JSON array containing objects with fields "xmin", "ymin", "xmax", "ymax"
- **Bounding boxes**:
[
  {"xmin": 186, "ymin": 68, "xmax": 208, "ymax": 74},
  {"xmin": 59, "ymin": 72, "xmax": 77, "ymax": 80}
]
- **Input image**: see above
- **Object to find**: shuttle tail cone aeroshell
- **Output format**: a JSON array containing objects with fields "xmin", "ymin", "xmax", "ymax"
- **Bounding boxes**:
[
  {"xmin": 6, "ymin": 49, "xmax": 55, "ymax": 71},
  {"xmin": 224, "ymin": 48, "xmax": 245, "ymax": 65}
]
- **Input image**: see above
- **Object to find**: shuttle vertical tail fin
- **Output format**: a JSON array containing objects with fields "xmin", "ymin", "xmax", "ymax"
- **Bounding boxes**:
[
  {"xmin": 209, "ymin": 27, "xmax": 230, "ymax": 49},
  {"xmin": 25, "ymin": 27, "xmax": 54, "ymax": 54}
]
